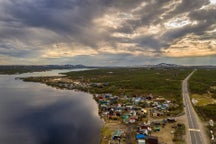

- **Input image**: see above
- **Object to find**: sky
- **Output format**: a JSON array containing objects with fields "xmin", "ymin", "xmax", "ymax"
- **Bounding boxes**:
[{"xmin": 0, "ymin": 0, "xmax": 216, "ymax": 66}]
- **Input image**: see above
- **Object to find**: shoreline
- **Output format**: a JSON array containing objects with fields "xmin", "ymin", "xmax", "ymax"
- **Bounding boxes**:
[{"xmin": 21, "ymin": 75, "xmax": 187, "ymax": 144}]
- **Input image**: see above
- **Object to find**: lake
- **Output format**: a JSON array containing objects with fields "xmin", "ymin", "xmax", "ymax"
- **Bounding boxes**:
[{"xmin": 0, "ymin": 69, "xmax": 103, "ymax": 144}]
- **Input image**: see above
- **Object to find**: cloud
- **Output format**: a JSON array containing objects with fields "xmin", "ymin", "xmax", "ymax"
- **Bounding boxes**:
[{"xmin": 0, "ymin": 0, "xmax": 215, "ymax": 65}]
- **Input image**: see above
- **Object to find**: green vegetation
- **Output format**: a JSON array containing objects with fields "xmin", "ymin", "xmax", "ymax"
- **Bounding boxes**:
[
  {"xmin": 191, "ymin": 94, "xmax": 215, "ymax": 106},
  {"xmin": 189, "ymin": 69, "xmax": 216, "ymax": 95},
  {"xmin": 195, "ymin": 104, "xmax": 216, "ymax": 121},
  {"xmin": 189, "ymin": 69, "xmax": 216, "ymax": 121},
  {"xmin": 23, "ymin": 68, "xmax": 192, "ymax": 115},
  {"xmin": 100, "ymin": 126, "xmax": 112, "ymax": 144},
  {"xmin": 172, "ymin": 123, "xmax": 186, "ymax": 144},
  {"xmin": 22, "ymin": 67, "xmax": 192, "ymax": 143},
  {"xmin": 65, "ymin": 68, "xmax": 190, "ymax": 97},
  {"xmin": 65, "ymin": 68, "xmax": 191, "ymax": 113}
]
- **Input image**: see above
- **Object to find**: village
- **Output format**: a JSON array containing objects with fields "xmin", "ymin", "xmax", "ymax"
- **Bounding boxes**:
[
  {"xmin": 95, "ymin": 93, "xmax": 186, "ymax": 144},
  {"xmin": 24, "ymin": 76, "xmax": 186, "ymax": 144}
]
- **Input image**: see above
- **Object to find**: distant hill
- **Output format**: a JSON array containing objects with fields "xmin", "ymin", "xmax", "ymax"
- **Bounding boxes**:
[
  {"xmin": 154, "ymin": 63, "xmax": 180, "ymax": 67},
  {"xmin": 1, "ymin": 63, "xmax": 216, "ymax": 75}
]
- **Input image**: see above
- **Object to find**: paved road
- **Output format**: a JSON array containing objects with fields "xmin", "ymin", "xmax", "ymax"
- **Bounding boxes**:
[{"xmin": 182, "ymin": 71, "xmax": 207, "ymax": 144}]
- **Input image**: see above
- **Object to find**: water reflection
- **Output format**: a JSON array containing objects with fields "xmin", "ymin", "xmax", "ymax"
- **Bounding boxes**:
[{"xmin": 0, "ymin": 70, "xmax": 103, "ymax": 144}]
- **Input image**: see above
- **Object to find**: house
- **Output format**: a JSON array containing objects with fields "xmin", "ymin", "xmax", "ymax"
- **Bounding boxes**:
[
  {"xmin": 136, "ymin": 134, "xmax": 146, "ymax": 140},
  {"xmin": 141, "ymin": 108, "xmax": 147, "ymax": 114},
  {"xmin": 132, "ymin": 106, "xmax": 141, "ymax": 111},
  {"xmin": 137, "ymin": 123, "xmax": 151, "ymax": 135},
  {"xmin": 138, "ymin": 139, "xmax": 146, "ymax": 144},
  {"xmin": 161, "ymin": 103, "xmax": 169, "ymax": 110},
  {"xmin": 91, "ymin": 83, "xmax": 103, "ymax": 88},
  {"xmin": 112, "ymin": 130, "xmax": 122, "ymax": 140},
  {"xmin": 155, "ymin": 97, "xmax": 165, "ymax": 102},
  {"xmin": 134, "ymin": 97, "xmax": 142, "ymax": 105},
  {"xmin": 116, "ymin": 104, "xmax": 122, "ymax": 113},
  {"xmin": 126, "ymin": 105, "xmax": 133, "ymax": 110},
  {"xmin": 152, "ymin": 120, "xmax": 161, "ymax": 126},
  {"xmin": 105, "ymin": 93, "xmax": 112, "ymax": 98},
  {"xmin": 154, "ymin": 125, "xmax": 160, "ymax": 132},
  {"xmin": 146, "ymin": 95, "xmax": 153, "ymax": 100},
  {"xmin": 138, "ymin": 128, "xmax": 149, "ymax": 135},
  {"xmin": 100, "ymin": 104, "xmax": 108, "ymax": 111},
  {"xmin": 209, "ymin": 119, "xmax": 214, "ymax": 127},
  {"xmin": 122, "ymin": 114, "xmax": 129, "ymax": 123},
  {"xmin": 152, "ymin": 112, "xmax": 157, "ymax": 117},
  {"xmin": 146, "ymin": 136, "xmax": 158, "ymax": 144},
  {"xmin": 130, "ymin": 110, "xmax": 138, "ymax": 117},
  {"xmin": 167, "ymin": 118, "xmax": 176, "ymax": 123},
  {"xmin": 110, "ymin": 96, "xmax": 118, "ymax": 103},
  {"xmin": 151, "ymin": 109, "xmax": 163, "ymax": 117},
  {"xmin": 98, "ymin": 95, "xmax": 104, "ymax": 100},
  {"xmin": 152, "ymin": 102, "xmax": 159, "ymax": 107},
  {"xmin": 129, "ymin": 117, "xmax": 136, "ymax": 123},
  {"xmin": 99, "ymin": 100, "xmax": 109, "ymax": 105}
]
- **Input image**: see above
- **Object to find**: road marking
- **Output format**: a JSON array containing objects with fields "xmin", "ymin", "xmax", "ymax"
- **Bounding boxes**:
[
  {"xmin": 189, "ymin": 128, "xmax": 200, "ymax": 132},
  {"xmin": 182, "ymin": 71, "xmax": 206, "ymax": 144}
]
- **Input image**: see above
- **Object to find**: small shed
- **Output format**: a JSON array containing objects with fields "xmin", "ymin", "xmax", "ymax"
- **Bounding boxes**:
[
  {"xmin": 167, "ymin": 118, "xmax": 176, "ymax": 123},
  {"xmin": 154, "ymin": 126, "xmax": 160, "ymax": 132},
  {"xmin": 141, "ymin": 108, "xmax": 148, "ymax": 114},
  {"xmin": 129, "ymin": 117, "xmax": 136, "ymax": 123},
  {"xmin": 112, "ymin": 130, "xmax": 122, "ymax": 140},
  {"xmin": 122, "ymin": 114, "xmax": 129, "ymax": 123},
  {"xmin": 138, "ymin": 139, "xmax": 146, "ymax": 144},
  {"xmin": 146, "ymin": 136, "xmax": 158, "ymax": 144},
  {"xmin": 136, "ymin": 134, "xmax": 146, "ymax": 139},
  {"xmin": 209, "ymin": 119, "xmax": 214, "ymax": 127},
  {"xmin": 152, "ymin": 112, "xmax": 157, "ymax": 117}
]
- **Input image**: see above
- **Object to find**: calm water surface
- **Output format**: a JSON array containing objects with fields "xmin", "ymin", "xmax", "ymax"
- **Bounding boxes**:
[{"xmin": 0, "ymin": 69, "xmax": 103, "ymax": 144}]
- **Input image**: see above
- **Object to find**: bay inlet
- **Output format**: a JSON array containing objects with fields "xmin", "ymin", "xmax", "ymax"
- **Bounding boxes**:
[{"xmin": 0, "ymin": 69, "xmax": 103, "ymax": 144}]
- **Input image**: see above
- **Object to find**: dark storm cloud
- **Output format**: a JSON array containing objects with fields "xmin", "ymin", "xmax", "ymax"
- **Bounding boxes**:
[
  {"xmin": 0, "ymin": 0, "xmax": 149, "ymax": 48},
  {"xmin": 4, "ymin": 0, "xmax": 101, "ymax": 32},
  {"xmin": 168, "ymin": 0, "xmax": 210, "ymax": 17},
  {"xmin": 113, "ymin": 0, "xmax": 173, "ymax": 34},
  {"xmin": 161, "ymin": 6, "xmax": 216, "ymax": 47},
  {"xmin": 0, "ymin": 44, "xmax": 12, "ymax": 49},
  {"xmin": 0, "ymin": 50, "xmax": 30, "ymax": 57},
  {"xmin": 0, "ymin": 0, "xmax": 216, "ymax": 65},
  {"xmin": 111, "ymin": 0, "xmax": 215, "ymax": 51},
  {"xmin": 189, "ymin": 8, "xmax": 216, "ymax": 30},
  {"xmin": 0, "ymin": 43, "xmax": 40, "ymax": 58},
  {"xmin": 0, "ymin": 0, "xmax": 214, "ymax": 46},
  {"xmin": 134, "ymin": 36, "xmax": 163, "ymax": 52},
  {"xmin": 137, "ymin": 0, "xmax": 172, "ymax": 25},
  {"xmin": 0, "ymin": 0, "xmax": 110, "ymax": 47}
]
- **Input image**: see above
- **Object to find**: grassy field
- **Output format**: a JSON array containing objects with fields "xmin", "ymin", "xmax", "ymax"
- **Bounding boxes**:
[
  {"xmin": 189, "ymin": 69, "xmax": 216, "ymax": 121},
  {"xmin": 65, "ymin": 68, "xmax": 191, "ymax": 95}
]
